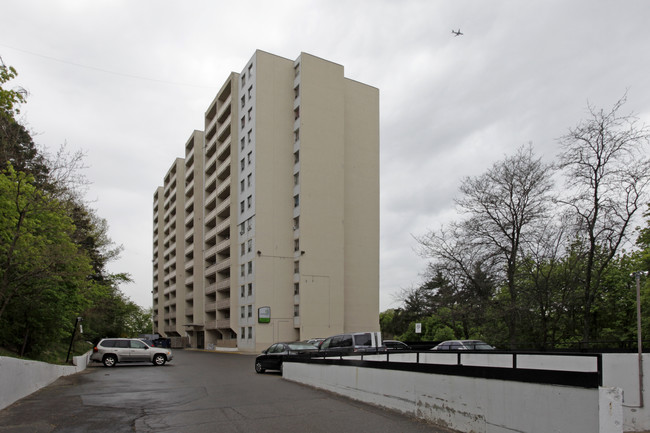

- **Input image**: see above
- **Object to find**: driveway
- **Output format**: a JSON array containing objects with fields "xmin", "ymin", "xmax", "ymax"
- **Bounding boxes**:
[{"xmin": 0, "ymin": 349, "xmax": 455, "ymax": 432}]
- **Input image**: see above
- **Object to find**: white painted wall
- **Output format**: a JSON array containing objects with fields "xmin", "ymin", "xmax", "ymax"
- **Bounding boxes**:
[
  {"xmin": 283, "ymin": 360, "xmax": 630, "ymax": 433},
  {"xmin": 0, "ymin": 352, "xmax": 90, "ymax": 410}
]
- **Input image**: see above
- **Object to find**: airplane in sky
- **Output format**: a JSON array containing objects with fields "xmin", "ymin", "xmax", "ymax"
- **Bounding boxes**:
[{"xmin": 452, "ymin": 29, "xmax": 463, "ymax": 36}]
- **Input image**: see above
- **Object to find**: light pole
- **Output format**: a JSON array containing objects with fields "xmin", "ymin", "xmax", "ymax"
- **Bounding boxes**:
[
  {"xmin": 632, "ymin": 271, "xmax": 648, "ymax": 407},
  {"xmin": 65, "ymin": 316, "xmax": 83, "ymax": 364}
]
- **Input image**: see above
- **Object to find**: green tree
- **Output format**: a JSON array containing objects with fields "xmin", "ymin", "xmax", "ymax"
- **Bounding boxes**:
[
  {"xmin": 558, "ymin": 95, "xmax": 650, "ymax": 342},
  {"xmin": 0, "ymin": 165, "xmax": 93, "ymax": 355}
]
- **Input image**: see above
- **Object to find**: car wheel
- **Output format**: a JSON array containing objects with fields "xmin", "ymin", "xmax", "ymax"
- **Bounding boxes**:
[
  {"xmin": 102, "ymin": 355, "xmax": 117, "ymax": 367},
  {"xmin": 255, "ymin": 361, "xmax": 265, "ymax": 374},
  {"xmin": 153, "ymin": 354, "xmax": 167, "ymax": 366}
]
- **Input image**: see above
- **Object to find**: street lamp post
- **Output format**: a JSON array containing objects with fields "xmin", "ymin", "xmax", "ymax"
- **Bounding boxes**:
[
  {"xmin": 632, "ymin": 271, "xmax": 648, "ymax": 407},
  {"xmin": 65, "ymin": 316, "xmax": 83, "ymax": 364}
]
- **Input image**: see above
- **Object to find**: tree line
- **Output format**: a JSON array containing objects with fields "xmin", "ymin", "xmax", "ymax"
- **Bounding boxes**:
[
  {"xmin": 381, "ymin": 94, "xmax": 650, "ymax": 350},
  {"xmin": 0, "ymin": 57, "xmax": 151, "ymax": 361}
]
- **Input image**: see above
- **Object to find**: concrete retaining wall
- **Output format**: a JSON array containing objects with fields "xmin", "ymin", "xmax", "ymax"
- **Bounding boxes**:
[
  {"xmin": 0, "ymin": 351, "xmax": 91, "ymax": 410},
  {"xmin": 284, "ymin": 362, "xmax": 607, "ymax": 432}
]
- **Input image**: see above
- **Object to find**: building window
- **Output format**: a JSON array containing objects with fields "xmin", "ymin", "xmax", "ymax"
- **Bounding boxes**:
[
  {"xmin": 248, "ymin": 326, "xmax": 252, "ymax": 339},
  {"xmin": 241, "ymin": 116, "xmax": 245, "ymax": 129},
  {"xmin": 294, "ymin": 85, "xmax": 299, "ymax": 99},
  {"xmin": 240, "ymin": 180, "xmax": 245, "ymax": 192},
  {"xmin": 294, "ymin": 150, "xmax": 299, "ymax": 164},
  {"xmin": 293, "ymin": 216, "xmax": 299, "ymax": 230},
  {"xmin": 294, "ymin": 129, "xmax": 299, "ymax": 143},
  {"xmin": 248, "ymin": 108, "xmax": 252, "ymax": 121},
  {"xmin": 240, "ymin": 243, "xmax": 245, "ymax": 256},
  {"xmin": 240, "ymin": 201, "xmax": 245, "ymax": 214},
  {"xmin": 247, "ymin": 173, "xmax": 252, "ymax": 188},
  {"xmin": 247, "ymin": 261, "xmax": 252, "ymax": 274},
  {"xmin": 248, "ymin": 85, "xmax": 252, "ymax": 99},
  {"xmin": 241, "ymin": 159, "xmax": 245, "ymax": 172},
  {"xmin": 241, "ymin": 285, "xmax": 245, "ymax": 297},
  {"xmin": 294, "ymin": 173, "xmax": 299, "ymax": 186},
  {"xmin": 294, "ymin": 239, "xmax": 299, "ymax": 252},
  {"xmin": 247, "ymin": 151, "xmax": 252, "ymax": 164},
  {"xmin": 294, "ymin": 261, "xmax": 299, "ymax": 274},
  {"xmin": 241, "ymin": 95, "xmax": 245, "ymax": 108},
  {"xmin": 247, "ymin": 239, "xmax": 252, "ymax": 253},
  {"xmin": 294, "ymin": 305, "xmax": 299, "ymax": 317},
  {"xmin": 241, "ymin": 327, "xmax": 245, "ymax": 338},
  {"xmin": 248, "ymin": 64, "xmax": 253, "ymax": 77},
  {"xmin": 247, "ymin": 195, "xmax": 252, "ymax": 209},
  {"xmin": 241, "ymin": 137, "xmax": 245, "ymax": 150},
  {"xmin": 247, "ymin": 130, "xmax": 252, "ymax": 143},
  {"xmin": 240, "ymin": 264, "xmax": 245, "ymax": 277},
  {"xmin": 294, "ymin": 283, "xmax": 299, "ymax": 295},
  {"xmin": 294, "ymin": 64, "xmax": 300, "ymax": 77},
  {"xmin": 247, "ymin": 305, "xmax": 252, "ymax": 317},
  {"xmin": 294, "ymin": 195, "xmax": 299, "ymax": 208},
  {"xmin": 241, "ymin": 74, "xmax": 246, "ymax": 88},
  {"xmin": 240, "ymin": 307, "xmax": 245, "ymax": 319},
  {"xmin": 294, "ymin": 107, "xmax": 300, "ymax": 120},
  {"xmin": 240, "ymin": 224, "xmax": 245, "ymax": 235},
  {"xmin": 248, "ymin": 283, "xmax": 253, "ymax": 296}
]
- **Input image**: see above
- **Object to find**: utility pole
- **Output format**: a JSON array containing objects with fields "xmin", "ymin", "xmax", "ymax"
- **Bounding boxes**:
[{"xmin": 632, "ymin": 271, "xmax": 648, "ymax": 407}]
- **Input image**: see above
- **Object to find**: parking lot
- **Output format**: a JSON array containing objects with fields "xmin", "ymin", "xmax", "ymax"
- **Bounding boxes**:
[{"xmin": 0, "ymin": 349, "xmax": 454, "ymax": 433}]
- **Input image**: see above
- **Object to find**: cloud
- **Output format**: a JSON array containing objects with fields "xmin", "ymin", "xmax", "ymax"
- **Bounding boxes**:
[{"xmin": 2, "ymin": 0, "xmax": 650, "ymax": 312}]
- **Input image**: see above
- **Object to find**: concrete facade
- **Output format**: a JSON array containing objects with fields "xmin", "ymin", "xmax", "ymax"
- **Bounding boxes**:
[{"xmin": 152, "ymin": 51, "xmax": 380, "ymax": 352}]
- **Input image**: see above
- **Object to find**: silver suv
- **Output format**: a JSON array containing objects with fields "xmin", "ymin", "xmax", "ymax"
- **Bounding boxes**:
[{"xmin": 90, "ymin": 338, "xmax": 173, "ymax": 367}]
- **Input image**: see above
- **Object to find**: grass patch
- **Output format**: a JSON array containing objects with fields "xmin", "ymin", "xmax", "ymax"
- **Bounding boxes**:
[{"xmin": 0, "ymin": 340, "xmax": 93, "ymax": 365}]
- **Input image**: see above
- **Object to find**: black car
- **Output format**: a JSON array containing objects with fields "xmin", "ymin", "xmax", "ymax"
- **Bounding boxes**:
[{"xmin": 255, "ymin": 342, "xmax": 317, "ymax": 374}]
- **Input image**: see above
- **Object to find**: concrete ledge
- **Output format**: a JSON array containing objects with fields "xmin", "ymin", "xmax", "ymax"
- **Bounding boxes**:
[{"xmin": 0, "ymin": 351, "xmax": 91, "ymax": 410}]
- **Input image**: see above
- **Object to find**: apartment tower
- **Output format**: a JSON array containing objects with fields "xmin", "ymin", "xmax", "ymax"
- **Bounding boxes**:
[{"xmin": 153, "ymin": 51, "xmax": 379, "ymax": 352}]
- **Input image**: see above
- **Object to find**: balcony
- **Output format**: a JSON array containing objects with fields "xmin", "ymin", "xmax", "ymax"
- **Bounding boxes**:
[
  {"xmin": 215, "ymin": 258, "xmax": 231, "ymax": 273},
  {"xmin": 205, "ymin": 320, "xmax": 217, "ymax": 330},
  {"xmin": 216, "ymin": 319, "xmax": 231, "ymax": 329},
  {"xmin": 205, "ymin": 302, "xmax": 216, "ymax": 312},
  {"xmin": 216, "ymin": 197, "xmax": 231, "ymax": 219},
  {"xmin": 216, "ymin": 157, "xmax": 231, "ymax": 182},
  {"xmin": 216, "ymin": 218, "xmax": 230, "ymax": 237},
  {"xmin": 217, "ymin": 299, "xmax": 230, "ymax": 310},
  {"xmin": 216, "ymin": 177, "xmax": 230, "ymax": 200},
  {"xmin": 216, "ymin": 278, "xmax": 231, "ymax": 292},
  {"xmin": 216, "ymin": 238, "xmax": 230, "ymax": 255},
  {"xmin": 205, "ymin": 284, "xmax": 217, "ymax": 295},
  {"xmin": 216, "ymin": 135, "xmax": 231, "ymax": 162},
  {"xmin": 216, "ymin": 94, "xmax": 232, "ymax": 123}
]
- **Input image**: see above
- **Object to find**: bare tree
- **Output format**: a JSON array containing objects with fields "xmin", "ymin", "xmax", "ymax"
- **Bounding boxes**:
[
  {"xmin": 418, "ymin": 145, "xmax": 555, "ymax": 347},
  {"xmin": 558, "ymin": 94, "xmax": 650, "ymax": 342}
]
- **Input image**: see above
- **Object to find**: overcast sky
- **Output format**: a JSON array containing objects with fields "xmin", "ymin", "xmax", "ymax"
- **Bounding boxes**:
[{"xmin": 2, "ymin": 0, "xmax": 650, "ymax": 312}]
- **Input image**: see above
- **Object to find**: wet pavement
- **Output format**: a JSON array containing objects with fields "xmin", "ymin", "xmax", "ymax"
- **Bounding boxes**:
[{"xmin": 0, "ymin": 349, "xmax": 454, "ymax": 433}]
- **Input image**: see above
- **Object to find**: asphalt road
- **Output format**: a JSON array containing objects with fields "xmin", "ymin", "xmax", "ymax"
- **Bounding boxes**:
[{"xmin": 0, "ymin": 349, "xmax": 455, "ymax": 433}]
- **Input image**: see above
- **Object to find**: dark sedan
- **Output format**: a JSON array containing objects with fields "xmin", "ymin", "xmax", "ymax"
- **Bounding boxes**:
[{"xmin": 255, "ymin": 341, "xmax": 317, "ymax": 374}]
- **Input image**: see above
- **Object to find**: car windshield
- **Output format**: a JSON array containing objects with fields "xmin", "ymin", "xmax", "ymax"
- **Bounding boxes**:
[{"xmin": 287, "ymin": 343, "xmax": 316, "ymax": 350}]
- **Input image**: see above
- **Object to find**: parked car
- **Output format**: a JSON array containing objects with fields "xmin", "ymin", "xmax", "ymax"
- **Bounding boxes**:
[
  {"xmin": 384, "ymin": 340, "xmax": 411, "ymax": 350},
  {"xmin": 306, "ymin": 338, "xmax": 325, "ymax": 347},
  {"xmin": 255, "ymin": 341, "xmax": 318, "ymax": 374},
  {"xmin": 318, "ymin": 332, "xmax": 384, "ymax": 355},
  {"xmin": 430, "ymin": 340, "xmax": 494, "ymax": 351},
  {"xmin": 90, "ymin": 338, "xmax": 173, "ymax": 367}
]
